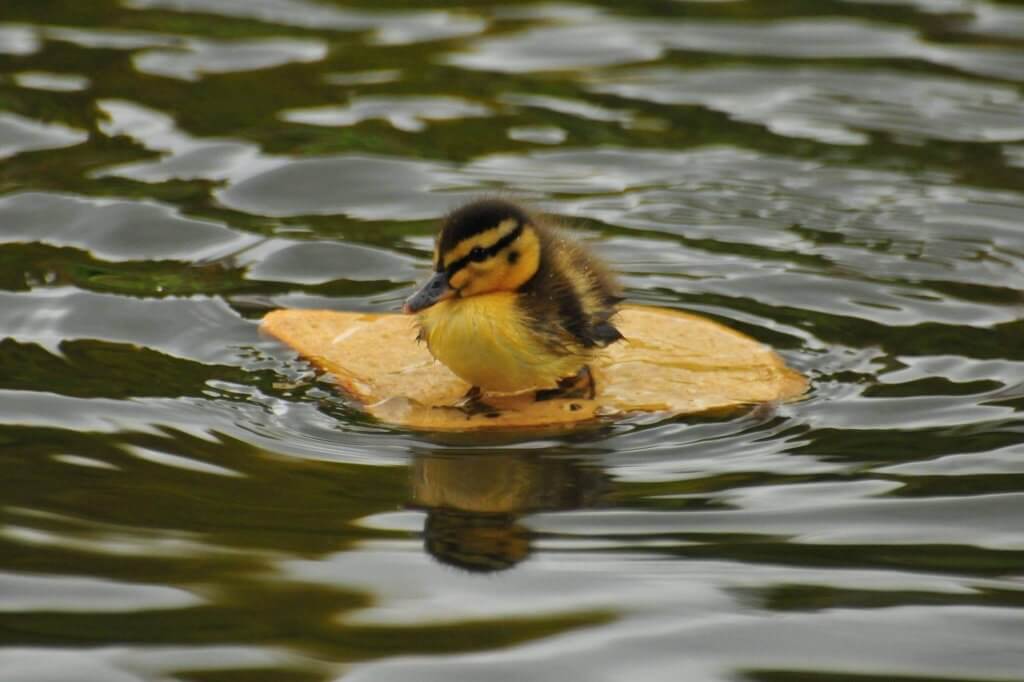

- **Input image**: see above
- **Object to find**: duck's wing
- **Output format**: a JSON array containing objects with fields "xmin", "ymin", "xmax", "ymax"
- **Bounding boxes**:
[{"xmin": 590, "ymin": 320, "xmax": 624, "ymax": 347}]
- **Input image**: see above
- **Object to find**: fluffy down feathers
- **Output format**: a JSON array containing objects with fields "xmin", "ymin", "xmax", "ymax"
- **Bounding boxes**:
[{"xmin": 407, "ymin": 199, "xmax": 622, "ymax": 394}]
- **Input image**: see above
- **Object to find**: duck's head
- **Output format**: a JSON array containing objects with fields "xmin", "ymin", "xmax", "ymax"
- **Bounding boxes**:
[{"xmin": 403, "ymin": 199, "xmax": 541, "ymax": 313}]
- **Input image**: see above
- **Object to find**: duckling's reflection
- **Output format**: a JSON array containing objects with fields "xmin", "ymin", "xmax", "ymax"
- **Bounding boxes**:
[{"xmin": 410, "ymin": 450, "xmax": 610, "ymax": 573}]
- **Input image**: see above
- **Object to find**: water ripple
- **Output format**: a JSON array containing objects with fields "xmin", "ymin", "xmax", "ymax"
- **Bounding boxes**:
[
  {"xmin": 133, "ymin": 37, "xmax": 327, "ymax": 81},
  {"xmin": 0, "ymin": 113, "xmax": 87, "ymax": 159},
  {"xmin": 591, "ymin": 66, "xmax": 1024, "ymax": 144}
]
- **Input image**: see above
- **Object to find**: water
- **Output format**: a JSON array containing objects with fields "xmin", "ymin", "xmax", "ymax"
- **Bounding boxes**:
[{"xmin": 2, "ymin": 1, "xmax": 1023, "ymax": 680}]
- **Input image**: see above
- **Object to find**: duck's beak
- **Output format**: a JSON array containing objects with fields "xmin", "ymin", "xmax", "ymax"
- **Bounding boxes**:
[{"xmin": 403, "ymin": 271, "xmax": 455, "ymax": 313}]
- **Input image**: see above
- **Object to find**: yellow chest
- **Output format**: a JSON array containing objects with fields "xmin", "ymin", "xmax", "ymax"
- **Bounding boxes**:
[{"xmin": 418, "ymin": 293, "xmax": 585, "ymax": 393}]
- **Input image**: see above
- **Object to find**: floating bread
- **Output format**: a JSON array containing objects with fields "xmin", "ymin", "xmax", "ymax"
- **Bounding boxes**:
[{"xmin": 261, "ymin": 305, "xmax": 807, "ymax": 430}]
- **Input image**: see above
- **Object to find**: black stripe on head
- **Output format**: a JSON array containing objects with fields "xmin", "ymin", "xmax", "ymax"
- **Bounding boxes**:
[
  {"xmin": 438, "ymin": 199, "xmax": 531, "ymax": 260},
  {"xmin": 446, "ymin": 222, "xmax": 524, "ymax": 277}
]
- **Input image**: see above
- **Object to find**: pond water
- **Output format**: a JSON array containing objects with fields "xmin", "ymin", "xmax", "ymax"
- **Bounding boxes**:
[{"xmin": 2, "ymin": 1, "xmax": 1024, "ymax": 680}]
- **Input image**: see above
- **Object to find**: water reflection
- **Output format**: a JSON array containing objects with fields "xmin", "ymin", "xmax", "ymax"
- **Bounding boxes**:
[{"xmin": 411, "ymin": 450, "xmax": 610, "ymax": 572}]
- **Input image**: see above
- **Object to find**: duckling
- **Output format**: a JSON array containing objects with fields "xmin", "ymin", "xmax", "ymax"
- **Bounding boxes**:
[{"xmin": 403, "ymin": 198, "xmax": 623, "ymax": 399}]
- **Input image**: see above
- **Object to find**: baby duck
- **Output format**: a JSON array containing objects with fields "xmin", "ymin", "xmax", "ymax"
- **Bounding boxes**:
[{"xmin": 403, "ymin": 198, "xmax": 623, "ymax": 398}]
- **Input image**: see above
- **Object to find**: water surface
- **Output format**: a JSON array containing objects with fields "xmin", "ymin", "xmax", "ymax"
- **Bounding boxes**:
[{"xmin": 1, "ymin": 1, "xmax": 1023, "ymax": 680}]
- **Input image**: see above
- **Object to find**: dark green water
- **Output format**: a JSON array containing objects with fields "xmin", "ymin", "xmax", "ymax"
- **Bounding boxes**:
[{"xmin": 2, "ymin": 1, "xmax": 1024, "ymax": 680}]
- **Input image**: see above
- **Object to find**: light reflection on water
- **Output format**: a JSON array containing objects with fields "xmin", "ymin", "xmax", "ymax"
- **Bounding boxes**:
[{"xmin": 1, "ymin": 0, "xmax": 1023, "ymax": 680}]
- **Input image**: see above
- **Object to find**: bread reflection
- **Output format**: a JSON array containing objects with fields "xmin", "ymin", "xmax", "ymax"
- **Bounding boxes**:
[{"xmin": 411, "ymin": 451, "xmax": 608, "ymax": 572}]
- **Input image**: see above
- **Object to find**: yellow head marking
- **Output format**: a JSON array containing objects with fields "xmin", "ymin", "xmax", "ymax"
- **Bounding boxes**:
[
  {"xmin": 442, "ymin": 219, "xmax": 517, "ymax": 269},
  {"xmin": 443, "ymin": 221, "xmax": 540, "ymax": 297}
]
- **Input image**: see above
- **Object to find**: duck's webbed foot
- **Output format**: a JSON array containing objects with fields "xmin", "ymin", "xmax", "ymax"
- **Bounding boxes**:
[
  {"xmin": 536, "ymin": 365, "xmax": 596, "ymax": 402},
  {"xmin": 454, "ymin": 386, "xmax": 498, "ymax": 417}
]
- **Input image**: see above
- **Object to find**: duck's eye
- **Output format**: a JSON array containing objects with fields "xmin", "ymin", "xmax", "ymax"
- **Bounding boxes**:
[{"xmin": 469, "ymin": 246, "xmax": 487, "ymax": 262}]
